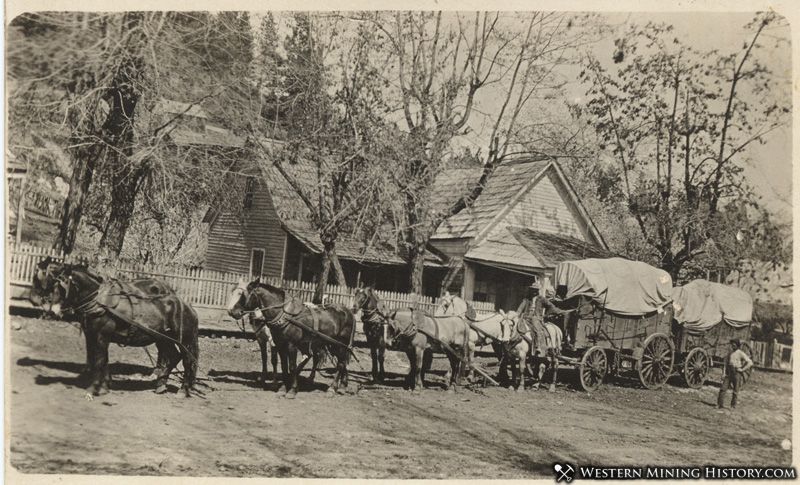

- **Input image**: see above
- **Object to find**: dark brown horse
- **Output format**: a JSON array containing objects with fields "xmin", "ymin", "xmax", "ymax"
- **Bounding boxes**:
[
  {"xmin": 33, "ymin": 261, "xmax": 199, "ymax": 397},
  {"xmin": 228, "ymin": 278, "xmax": 356, "ymax": 398},
  {"xmin": 352, "ymin": 287, "xmax": 387, "ymax": 383}
]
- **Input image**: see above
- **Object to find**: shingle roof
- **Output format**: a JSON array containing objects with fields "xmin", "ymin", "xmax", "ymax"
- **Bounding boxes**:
[
  {"xmin": 432, "ymin": 157, "xmax": 551, "ymax": 240},
  {"xmin": 464, "ymin": 226, "xmax": 543, "ymax": 269},
  {"xmin": 254, "ymin": 142, "xmax": 443, "ymax": 266},
  {"xmin": 465, "ymin": 226, "xmax": 613, "ymax": 271},
  {"xmin": 510, "ymin": 227, "xmax": 615, "ymax": 267}
]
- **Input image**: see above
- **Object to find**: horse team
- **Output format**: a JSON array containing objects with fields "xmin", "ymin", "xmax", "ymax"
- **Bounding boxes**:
[{"xmin": 29, "ymin": 257, "xmax": 560, "ymax": 398}]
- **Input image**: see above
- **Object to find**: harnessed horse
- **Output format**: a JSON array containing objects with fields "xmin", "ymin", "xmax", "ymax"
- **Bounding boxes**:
[
  {"xmin": 352, "ymin": 287, "xmax": 388, "ymax": 383},
  {"xmin": 32, "ymin": 260, "xmax": 199, "ymax": 397},
  {"xmin": 436, "ymin": 293, "xmax": 530, "ymax": 389},
  {"xmin": 384, "ymin": 307, "xmax": 470, "ymax": 392},
  {"xmin": 228, "ymin": 278, "xmax": 356, "ymax": 398}
]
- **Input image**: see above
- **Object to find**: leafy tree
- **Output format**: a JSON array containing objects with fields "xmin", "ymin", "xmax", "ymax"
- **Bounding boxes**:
[{"xmin": 580, "ymin": 13, "xmax": 790, "ymax": 279}]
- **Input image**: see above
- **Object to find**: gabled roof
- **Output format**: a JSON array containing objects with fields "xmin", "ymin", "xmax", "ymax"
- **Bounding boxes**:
[
  {"xmin": 253, "ymin": 141, "xmax": 443, "ymax": 266},
  {"xmin": 432, "ymin": 157, "xmax": 551, "ymax": 240},
  {"xmin": 508, "ymin": 227, "xmax": 615, "ymax": 267}
]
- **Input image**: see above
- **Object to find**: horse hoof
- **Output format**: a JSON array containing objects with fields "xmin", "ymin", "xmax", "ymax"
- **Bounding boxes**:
[
  {"xmin": 514, "ymin": 387, "xmax": 521, "ymax": 393},
  {"xmin": 154, "ymin": 385, "xmax": 168, "ymax": 394},
  {"xmin": 285, "ymin": 392, "xmax": 297, "ymax": 400},
  {"xmin": 93, "ymin": 388, "xmax": 109, "ymax": 397},
  {"xmin": 181, "ymin": 390, "xmax": 191, "ymax": 398},
  {"xmin": 326, "ymin": 389, "xmax": 336, "ymax": 398},
  {"xmin": 549, "ymin": 385, "xmax": 556, "ymax": 393}
]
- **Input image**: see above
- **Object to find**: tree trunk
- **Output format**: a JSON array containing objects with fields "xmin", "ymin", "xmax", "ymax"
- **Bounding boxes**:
[
  {"xmin": 98, "ymin": 165, "xmax": 148, "ymax": 257},
  {"xmin": 314, "ymin": 249, "xmax": 332, "ymax": 304},
  {"xmin": 55, "ymin": 145, "xmax": 102, "ymax": 253},
  {"xmin": 313, "ymin": 240, "xmax": 347, "ymax": 303},
  {"xmin": 407, "ymin": 243, "xmax": 426, "ymax": 296}
]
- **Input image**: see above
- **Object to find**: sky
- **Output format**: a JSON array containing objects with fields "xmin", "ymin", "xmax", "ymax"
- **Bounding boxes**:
[{"xmin": 251, "ymin": 11, "xmax": 792, "ymax": 221}]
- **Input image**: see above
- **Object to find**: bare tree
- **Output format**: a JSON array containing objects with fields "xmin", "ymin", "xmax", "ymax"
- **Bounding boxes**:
[{"xmin": 362, "ymin": 11, "xmax": 594, "ymax": 293}]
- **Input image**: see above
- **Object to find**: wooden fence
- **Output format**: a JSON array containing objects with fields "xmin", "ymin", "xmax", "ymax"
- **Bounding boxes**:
[
  {"xmin": 8, "ymin": 242, "xmax": 496, "ymax": 316},
  {"xmin": 750, "ymin": 339, "xmax": 793, "ymax": 372}
]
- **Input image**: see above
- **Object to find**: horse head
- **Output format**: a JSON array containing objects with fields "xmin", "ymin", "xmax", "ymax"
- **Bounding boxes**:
[
  {"xmin": 498, "ymin": 310, "xmax": 518, "ymax": 342},
  {"xmin": 228, "ymin": 277, "xmax": 286, "ymax": 323},
  {"xmin": 29, "ymin": 257, "xmax": 65, "ymax": 308},
  {"xmin": 226, "ymin": 278, "xmax": 250, "ymax": 320},
  {"xmin": 48, "ymin": 264, "xmax": 102, "ymax": 318},
  {"xmin": 435, "ymin": 291, "xmax": 455, "ymax": 316}
]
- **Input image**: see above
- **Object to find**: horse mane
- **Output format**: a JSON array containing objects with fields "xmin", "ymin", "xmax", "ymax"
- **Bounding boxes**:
[
  {"xmin": 255, "ymin": 281, "xmax": 285, "ymax": 300},
  {"xmin": 66, "ymin": 263, "xmax": 105, "ymax": 284}
]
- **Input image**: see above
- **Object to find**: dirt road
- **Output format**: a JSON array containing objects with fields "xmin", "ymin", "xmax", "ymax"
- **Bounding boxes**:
[{"xmin": 8, "ymin": 315, "xmax": 793, "ymax": 478}]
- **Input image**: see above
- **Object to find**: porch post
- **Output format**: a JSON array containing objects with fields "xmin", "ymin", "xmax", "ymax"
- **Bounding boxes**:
[{"xmin": 462, "ymin": 261, "xmax": 475, "ymax": 301}]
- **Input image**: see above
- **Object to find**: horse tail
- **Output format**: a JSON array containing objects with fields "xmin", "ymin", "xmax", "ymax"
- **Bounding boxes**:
[{"xmin": 182, "ymin": 301, "xmax": 200, "ymax": 389}]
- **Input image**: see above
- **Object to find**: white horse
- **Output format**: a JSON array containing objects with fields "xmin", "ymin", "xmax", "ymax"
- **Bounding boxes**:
[{"xmin": 435, "ymin": 293, "xmax": 531, "ymax": 390}]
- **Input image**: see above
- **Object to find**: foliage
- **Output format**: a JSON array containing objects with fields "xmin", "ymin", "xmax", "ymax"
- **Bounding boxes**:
[{"xmin": 579, "ymin": 13, "xmax": 790, "ymax": 278}]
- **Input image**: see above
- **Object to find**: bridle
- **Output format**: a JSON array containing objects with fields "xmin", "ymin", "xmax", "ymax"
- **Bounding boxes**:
[
  {"xmin": 498, "ymin": 313, "xmax": 517, "ymax": 342},
  {"xmin": 231, "ymin": 285, "xmax": 291, "ymax": 329},
  {"xmin": 52, "ymin": 271, "xmax": 101, "ymax": 316}
]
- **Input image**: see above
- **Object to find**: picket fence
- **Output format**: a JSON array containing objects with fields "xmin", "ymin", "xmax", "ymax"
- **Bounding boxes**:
[
  {"xmin": 749, "ymin": 339, "xmax": 793, "ymax": 372},
  {"xmin": 7, "ymin": 242, "xmax": 496, "ymax": 317}
]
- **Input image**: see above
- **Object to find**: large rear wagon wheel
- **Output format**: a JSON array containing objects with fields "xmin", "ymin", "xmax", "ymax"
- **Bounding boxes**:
[
  {"xmin": 579, "ymin": 346, "xmax": 608, "ymax": 392},
  {"xmin": 682, "ymin": 347, "xmax": 709, "ymax": 389},
  {"xmin": 638, "ymin": 333, "xmax": 674, "ymax": 390}
]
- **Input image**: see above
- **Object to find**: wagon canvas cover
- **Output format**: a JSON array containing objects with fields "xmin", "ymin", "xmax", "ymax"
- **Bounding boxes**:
[
  {"xmin": 672, "ymin": 279, "xmax": 752, "ymax": 331},
  {"xmin": 554, "ymin": 258, "xmax": 673, "ymax": 315}
]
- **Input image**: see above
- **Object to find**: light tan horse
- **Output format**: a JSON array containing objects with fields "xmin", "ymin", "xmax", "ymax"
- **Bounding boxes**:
[
  {"xmin": 385, "ymin": 308, "xmax": 470, "ymax": 392},
  {"xmin": 436, "ymin": 293, "xmax": 531, "ymax": 390}
]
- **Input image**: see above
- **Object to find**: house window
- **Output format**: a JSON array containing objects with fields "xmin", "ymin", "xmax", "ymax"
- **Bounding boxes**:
[
  {"xmin": 473, "ymin": 279, "xmax": 496, "ymax": 304},
  {"xmin": 243, "ymin": 177, "xmax": 255, "ymax": 209},
  {"xmin": 250, "ymin": 248, "xmax": 265, "ymax": 278}
]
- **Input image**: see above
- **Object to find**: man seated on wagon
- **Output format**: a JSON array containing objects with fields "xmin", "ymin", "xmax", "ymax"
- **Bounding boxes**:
[{"xmin": 516, "ymin": 281, "xmax": 568, "ymax": 358}]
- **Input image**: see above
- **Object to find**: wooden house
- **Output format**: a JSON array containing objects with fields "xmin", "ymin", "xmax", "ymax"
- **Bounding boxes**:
[
  {"xmin": 429, "ymin": 156, "xmax": 613, "ymax": 311},
  {"xmin": 202, "ymin": 140, "xmax": 446, "ymax": 294},
  {"xmin": 203, "ymin": 148, "xmax": 611, "ymax": 308}
]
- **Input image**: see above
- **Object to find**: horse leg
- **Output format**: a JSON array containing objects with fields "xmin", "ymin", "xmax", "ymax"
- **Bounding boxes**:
[
  {"xmin": 180, "ymin": 336, "xmax": 199, "ymax": 398},
  {"xmin": 420, "ymin": 348, "xmax": 433, "ymax": 386},
  {"xmin": 519, "ymin": 353, "xmax": 527, "ymax": 391},
  {"xmin": 285, "ymin": 346, "xmax": 300, "ymax": 399},
  {"xmin": 309, "ymin": 352, "xmax": 318, "ymax": 383},
  {"xmin": 404, "ymin": 349, "xmax": 414, "ymax": 390},
  {"xmin": 81, "ymin": 321, "xmax": 96, "ymax": 380},
  {"xmin": 270, "ymin": 344, "xmax": 278, "ymax": 382},
  {"xmin": 549, "ymin": 355, "xmax": 558, "ymax": 393},
  {"xmin": 414, "ymin": 347, "xmax": 425, "ymax": 393},
  {"xmin": 91, "ymin": 331, "xmax": 111, "ymax": 396},
  {"xmin": 377, "ymin": 341, "xmax": 385, "ymax": 382},
  {"xmin": 370, "ymin": 342, "xmax": 379, "ymax": 383},
  {"xmin": 258, "ymin": 334, "xmax": 269, "ymax": 387},
  {"xmin": 153, "ymin": 341, "xmax": 174, "ymax": 394},
  {"xmin": 276, "ymin": 346, "xmax": 289, "ymax": 397}
]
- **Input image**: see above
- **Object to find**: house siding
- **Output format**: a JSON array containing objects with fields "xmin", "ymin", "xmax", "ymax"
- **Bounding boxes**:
[
  {"xmin": 482, "ymin": 171, "xmax": 589, "ymax": 244},
  {"xmin": 430, "ymin": 238, "xmax": 470, "ymax": 259},
  {"xmin": 205, "ymin": 176, "xmax": 286, "ymax": 277}
]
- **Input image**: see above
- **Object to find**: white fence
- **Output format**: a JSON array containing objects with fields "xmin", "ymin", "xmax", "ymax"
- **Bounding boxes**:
[{"xmin": 8, "ymin": 242, "xmax": 496, "ymax": 318}]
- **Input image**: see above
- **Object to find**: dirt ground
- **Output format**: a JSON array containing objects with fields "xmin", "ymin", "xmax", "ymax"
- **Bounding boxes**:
[{"xmin": 8, "ymin": 315, "xmax": 794, "ymax": 478}]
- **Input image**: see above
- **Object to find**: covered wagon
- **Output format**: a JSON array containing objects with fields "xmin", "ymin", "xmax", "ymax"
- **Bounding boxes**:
[
  {"xmin": 553, "ymin": 257, "xmax": 675, "ymax": 391},
  {"xmin": 672, "ymin": 280, "xmax": 754, "ymax": 388}
]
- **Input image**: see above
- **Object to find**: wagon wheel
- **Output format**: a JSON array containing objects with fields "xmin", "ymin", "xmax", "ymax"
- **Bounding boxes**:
[
  {"xmin": 739, "ymin": 342, "xmax": 753, "ymax": 388},
  {"xmin": 579, "ymin": 346, "xmax": 608, "ymax": 392},
  {"xmin": 638, "ymin": 333, "xmax": 674, "ymax": 390},
  {"xmin": 682, "ymin": 347, "xmax": 709, "ymax": 389}
]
